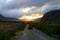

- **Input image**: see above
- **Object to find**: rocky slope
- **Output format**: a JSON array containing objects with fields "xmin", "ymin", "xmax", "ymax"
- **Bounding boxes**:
[{"xmin": 40, "ymin": 10, "xmax": 60, "ymax": 23}]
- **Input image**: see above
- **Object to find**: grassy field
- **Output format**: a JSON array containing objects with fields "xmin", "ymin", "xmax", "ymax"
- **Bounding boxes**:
[
  {"xmin": 0, "ymin": 21, "xmax": 60, "ymax": 40},
  {"xmin": 0, "ymin": 21, "xmax": 26, "ymax": 40},
  {"xmin": 30, "ymin": 22, "xmax": 60, "ymax": 40}
]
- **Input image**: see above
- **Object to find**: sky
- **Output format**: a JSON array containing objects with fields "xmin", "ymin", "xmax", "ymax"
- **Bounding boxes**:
[{"xmin": 0, "ymin": 0, "xmax": 60, "ymax": 18}]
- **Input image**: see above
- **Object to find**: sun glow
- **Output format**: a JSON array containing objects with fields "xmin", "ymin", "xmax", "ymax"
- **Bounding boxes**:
[
  {"xmin": 21, "ymin": 8, "xmax": 31, "ymax": 13},
  {"xmin": 18, "ymin": 13, "xmax": 43, "ymax": 22},
  {"xmin": 21, "ymin": 6, "xmax": 36, "ymax": 13}
]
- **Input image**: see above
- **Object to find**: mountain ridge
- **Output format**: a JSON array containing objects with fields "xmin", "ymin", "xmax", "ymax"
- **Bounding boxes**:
[{"xmin": 40, "ymin": 10, "xmax": 60, "ymax": 23}]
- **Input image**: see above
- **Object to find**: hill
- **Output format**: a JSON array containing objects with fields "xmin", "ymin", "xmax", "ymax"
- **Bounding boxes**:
[
  {"xmin": 0, "ymin": 15, "xmax": 17, "ymax": 21},
  {"xmin": 40, "ymin": 10, "xmax": 60, "ymax": 23}
]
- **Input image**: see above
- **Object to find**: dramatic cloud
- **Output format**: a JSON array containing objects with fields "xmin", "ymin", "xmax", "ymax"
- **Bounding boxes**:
[{"xmin": 0, "ymin": 0, "xmax": 60, "ymax": 18}]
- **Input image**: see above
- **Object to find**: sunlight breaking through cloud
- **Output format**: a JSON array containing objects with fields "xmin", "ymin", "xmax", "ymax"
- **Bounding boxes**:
[{"xmin": 0, "ymin": 0, "xmax": 60, "ymax": 18}]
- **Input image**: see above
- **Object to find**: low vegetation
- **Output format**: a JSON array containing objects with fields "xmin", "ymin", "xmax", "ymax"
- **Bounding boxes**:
[
  {"xmin": 0, "ymin": 21, "xmax": 60, "ymax": 40},
  {"xmin": 0, "ymin": 22, "xmax": 26, "ymax": 40}
]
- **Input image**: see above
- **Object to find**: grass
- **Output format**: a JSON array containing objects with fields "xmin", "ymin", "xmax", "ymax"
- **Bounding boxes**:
[
  {"xmin": 30, "ymin": 22, "xmax": 60, "ymax": 40},
  {"xmin": 0, "ymin": 22, "xmax": 26, "ymax": 40},
  {"xmin": 0, "ymin": 21, "xmax": 60, "ymax": 40}
]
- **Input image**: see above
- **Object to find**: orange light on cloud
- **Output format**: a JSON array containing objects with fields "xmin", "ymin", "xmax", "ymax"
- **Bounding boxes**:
[{"xmin": 18, "ymin": 13, "xmax": 43, "ymax": 22}]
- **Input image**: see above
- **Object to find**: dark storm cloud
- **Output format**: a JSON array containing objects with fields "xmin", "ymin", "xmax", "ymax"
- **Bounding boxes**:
[
  {"xmin": 1, "ymin": 0, "xmax": 60, "ymax": 9},
  {"xmin": 0, "ymin": 0, "xmax": 60, "ymax": 18}
]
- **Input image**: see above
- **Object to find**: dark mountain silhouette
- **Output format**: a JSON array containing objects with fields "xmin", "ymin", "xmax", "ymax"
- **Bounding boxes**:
[
  {"xmin": 0, "ymin": 15, "xmax": 18, "ymax": 21},
  {"xmin": 40, "ymin": 10, "xmax": 60, "ymax": 23}
]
